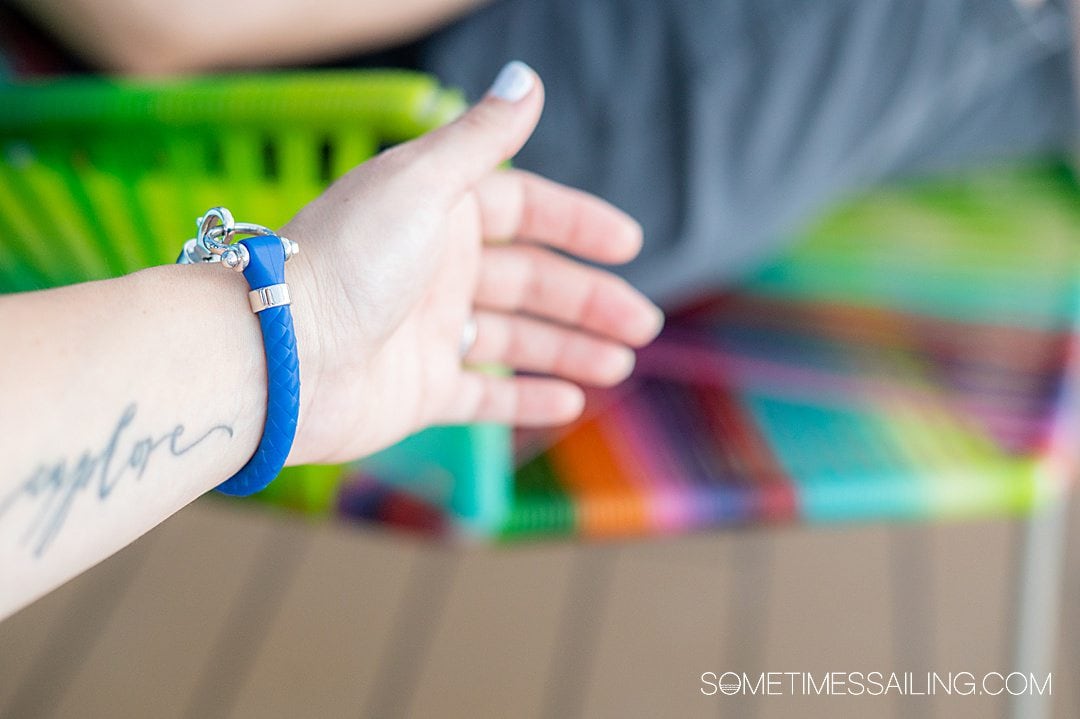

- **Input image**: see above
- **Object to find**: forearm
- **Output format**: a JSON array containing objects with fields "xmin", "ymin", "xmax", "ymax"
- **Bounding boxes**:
[
  {"xmin": 0, "ymin": 67, "xmax": 664, "ymax": 621},
  {"xmin": 0, "ymin": 262, "xmax": 315, "ymax": 619},
  {"xmin": 14, "ymin": 0, "xmax": 491, "ymax": 74}
]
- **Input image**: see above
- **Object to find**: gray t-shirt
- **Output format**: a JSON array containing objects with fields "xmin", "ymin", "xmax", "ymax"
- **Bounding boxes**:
[{"xmin": 419, "ymin": 0, "xmax": 1077, "ymax": 303}]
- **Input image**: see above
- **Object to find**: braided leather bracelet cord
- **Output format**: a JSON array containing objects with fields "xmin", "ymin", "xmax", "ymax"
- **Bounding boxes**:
[
  {"xmin": 215, "ymin": 234, "xmax": 300, "ymax": 496},
  {"xmin": 175, "ymin": 225, "xmax": 301, "ymax": 496},
  {"xmin": 176, "ymin": 206, "xmax": 301, "ymax": 496}
]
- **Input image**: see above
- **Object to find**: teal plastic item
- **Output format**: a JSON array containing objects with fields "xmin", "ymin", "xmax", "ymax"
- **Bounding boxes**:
[
  {"xmin": 360, "ymin": 421, "xmax": 511, "ymax": 534},
  {"xmin": 334, "ymin": 163, "xmax": 1080, "ymax": 541},
  {"xmin": 0, "ymin": 71, "xmax": 511, "ymax": 522}
]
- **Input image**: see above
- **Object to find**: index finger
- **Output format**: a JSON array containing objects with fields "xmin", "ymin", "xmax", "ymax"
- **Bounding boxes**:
[{"xmin": 473, "ymin": 169, "xmax": 644, "ymax": 265}]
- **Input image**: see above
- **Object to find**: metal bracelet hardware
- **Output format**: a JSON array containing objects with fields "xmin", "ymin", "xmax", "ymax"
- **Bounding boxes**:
[
  {"xmin": 177, "ymin": 206, "xmax": 299, "ymax": 273},
  {"xmin": 176, "ymin": 206, "xmax": 302, "ymax": 496},
  {"xmin": 248, "ymin": 283, "xmax": 292, "ymax": 313}
]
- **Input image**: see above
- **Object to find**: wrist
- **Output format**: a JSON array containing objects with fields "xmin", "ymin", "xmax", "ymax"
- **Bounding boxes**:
[
  {"xmin": 273, "ymin": 224, "xmax": 326, "ymax": 466},
  {"xmin": 126, "ymin": 263, "xmax": 267, "ymax": 484},
  {"xmin": 174, "ymin": 216, "xmax": 310, "ymax": 493}
]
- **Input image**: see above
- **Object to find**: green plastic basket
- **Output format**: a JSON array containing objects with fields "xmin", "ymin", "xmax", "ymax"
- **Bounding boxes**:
[{"xmin": 0, "ymin": 71, "xmax": 512, "ymax": 519}]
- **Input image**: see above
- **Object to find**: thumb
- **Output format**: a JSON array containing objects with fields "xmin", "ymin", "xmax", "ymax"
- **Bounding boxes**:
[{"xmin": 398, "ymin": 61, "xmax": 544, "ymax": 199}]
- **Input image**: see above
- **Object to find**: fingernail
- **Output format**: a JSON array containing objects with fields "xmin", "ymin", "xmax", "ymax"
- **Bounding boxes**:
[
  {"xmin": 564, "ymin": 386, "xmax": 586, "ymax": 417},
  {"xmin": 612, "ymin": 347, "xmax": 637, "ymax": 380},
  {"xmin": 640, "ymin": 305, "xmax": 666, "ymax": 344},
  {"xmin": 488, "ymin": 60, "xmax": 535, "ymax": 102},
  {"xmin": 651, "ymin": 305, "xmax": 666, "ymax": 333}
]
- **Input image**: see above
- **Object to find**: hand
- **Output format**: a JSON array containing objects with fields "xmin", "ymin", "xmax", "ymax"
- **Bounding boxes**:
[{"xmin": 282, "ymin": 62, "xmax": 664, "ymax": 465}]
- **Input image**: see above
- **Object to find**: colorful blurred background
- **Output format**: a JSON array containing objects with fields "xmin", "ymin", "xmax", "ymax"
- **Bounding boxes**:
[{"xmin": 2, "ymin": 1, "xmax": 1080, "ymax": 717}]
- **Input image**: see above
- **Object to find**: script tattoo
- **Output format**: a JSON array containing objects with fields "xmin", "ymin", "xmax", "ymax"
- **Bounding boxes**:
[{"xmin": 0, "ymin": 403, "xmax": 233, "ymax": 557}]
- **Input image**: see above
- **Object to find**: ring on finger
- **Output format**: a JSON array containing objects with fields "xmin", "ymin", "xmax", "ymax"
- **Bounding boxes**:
[{"xmin": 459, "ymin": 315, "xmax": 479, "ymax": 359}]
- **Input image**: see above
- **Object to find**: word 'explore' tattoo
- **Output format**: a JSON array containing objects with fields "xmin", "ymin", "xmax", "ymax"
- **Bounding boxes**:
[{"xmin": 1, "ymin": 403, "xmax": 233, "ymax": 557}]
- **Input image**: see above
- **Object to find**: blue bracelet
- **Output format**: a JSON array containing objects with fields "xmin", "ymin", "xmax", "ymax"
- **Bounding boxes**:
[{"xmin": 177, "ymin": 207, "xmax": 301, "ymax": 496}]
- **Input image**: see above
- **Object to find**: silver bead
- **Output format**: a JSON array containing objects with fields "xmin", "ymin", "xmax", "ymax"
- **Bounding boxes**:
[
  {"xmin": 281, "ymin": 237, "xmax": 300, "ymax": 261},
  {"xmin": 220, "ymin": 244, "xmax": 249, "ymax": 272}
]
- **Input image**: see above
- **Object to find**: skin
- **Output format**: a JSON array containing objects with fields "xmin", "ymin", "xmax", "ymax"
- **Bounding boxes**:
[
  {"xmin": 0, "ymin": 67, "xmax": 664, "ymax": 620},
  {"xmin": 12, "ymin": 0, "xmax": 493, "ymax": 74}
]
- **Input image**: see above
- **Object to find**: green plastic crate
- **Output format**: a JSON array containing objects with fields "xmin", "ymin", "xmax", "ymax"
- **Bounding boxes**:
[{"xmin": 0, "ymin": 71, "xmax": 512, "ymax": 522}]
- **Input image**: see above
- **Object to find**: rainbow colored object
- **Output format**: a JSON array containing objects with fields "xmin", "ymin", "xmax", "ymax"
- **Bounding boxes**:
[
  {"xmin": 343, "ymin": 163, "xmax": 1080, "ymax": 538},
  {"xmin": 2, "ymin": 73, "xmax": 1077, "ymax": 541}
]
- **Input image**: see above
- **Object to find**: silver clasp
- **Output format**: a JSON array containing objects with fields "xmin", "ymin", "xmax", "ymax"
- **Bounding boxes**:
[{"xmin": 177, "ymin": 206, "xmax": 299, "ymax": 272}]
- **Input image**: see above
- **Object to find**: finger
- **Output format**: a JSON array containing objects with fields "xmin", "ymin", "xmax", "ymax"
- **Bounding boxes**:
[
  {"xmin": 441, "ymin": 372, "xmax": 586, "ymax": 426},
  {"xmin": 475, "ymin": 245, "xmax": 665, "ymax": 347},
  {"xmin": 473, "ymin": 169, "xmax": 643, "ymax": 264},
  {"xmin": 392, "ymin": 61, "xmax": 544, "ymax": 202},
  {"xmin": 468, "ymin": 310, "xmax": 636, "ymax": 386}
]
